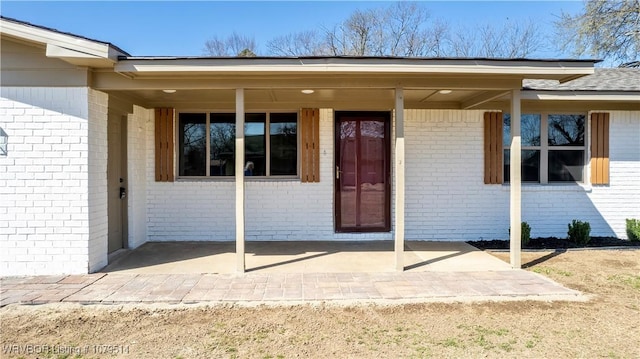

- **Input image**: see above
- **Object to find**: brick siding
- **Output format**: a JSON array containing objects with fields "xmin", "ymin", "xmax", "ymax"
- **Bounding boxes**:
[{"xmin": 1, "ymin": 87, "xmax": 92, "ymax": 275}]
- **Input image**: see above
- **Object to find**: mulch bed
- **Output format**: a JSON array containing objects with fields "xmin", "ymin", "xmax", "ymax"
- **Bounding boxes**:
[{"xmin": 467, "ymin": 237, "xmax": 640, "ymax": 250}]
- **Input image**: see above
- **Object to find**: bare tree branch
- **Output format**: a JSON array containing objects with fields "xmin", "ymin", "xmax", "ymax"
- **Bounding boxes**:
[
  {"xmin": 450, "ymin": 20, "xmax": 542, "ymax": 58},
  {"xmin": 203, "ymin": 32, "xmax": 257, "ymax": 56},
  {"xmin": 450, "ymin": 26, "xmax": 477, "ymax": 57},
  {"xmin": 204, "ymin": 1, "xmax": 546, "ymax": 59},
  {"xmin": 203, "ymin": 37, "xmax": 228, "ymax": 56},
  {"xmin": 267, "ymin": 30, "xmax": 326, "ymax": 56},
  {"xmin": 556, "ymin": 0, "xmax": 640, "ymax": 65}
]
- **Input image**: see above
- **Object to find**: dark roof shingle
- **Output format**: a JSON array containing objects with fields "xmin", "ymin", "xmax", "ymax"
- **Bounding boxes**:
[{"xmin": 524, "ymin": 68, "xmax": 640, "ymax": 92}]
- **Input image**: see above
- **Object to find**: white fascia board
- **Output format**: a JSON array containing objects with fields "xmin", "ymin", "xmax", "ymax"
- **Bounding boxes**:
[
  {"xmin": 1, "ymin": 19, "xmax": 119, "ymax": 62},
  {"xmin": 114, "ymin": 59, "xmax": 594, "ymax": 79},
  {"xmin": 522, "ymin": 91, "xmax": 640, "ymax": 101}
]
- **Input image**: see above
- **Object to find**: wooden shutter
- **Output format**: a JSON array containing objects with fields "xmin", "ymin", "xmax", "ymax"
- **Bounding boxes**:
[
  {"xmin": 590, "ymin": 112, "xmax": 610, "ymax": 185},
  {"xmin": 155, "ymin": 108, "xmax": 175, "ymax": 182},
  {"xmin": 300, "ymin": 108, "xmax": 320, "ymax": 182},
  {"xmin": 484, "ymin": 111, "xmax": 503, "ymax": 184}
]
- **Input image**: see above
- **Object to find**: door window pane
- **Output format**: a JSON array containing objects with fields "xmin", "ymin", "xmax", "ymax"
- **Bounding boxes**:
[
  {"xmin": 270, "ymin": 113, "xmax": 297, "ymax": 176},
  {"xmin": 210, "ymin": 114, "xmax": 235, "ymax": 176},
  {"xmin": 359, "ymin": 120, "xmax": 386, "ymax": 228},
  {"xmin": 179, "ymin": 113, "xmax": 206, "ymax": 176},
  {"xmin": 339, "ymin": 120, "xmax": 357, "ymax": 227},
  {"xmin": 549, "ymin": 150, "xmax": 584, "ymax": 182},
  {"xmin": 245, "ymin": 113, "xmax": 266, "ymax": 176},
  {"xmin": 504, "ymin": 149, "xmax": 540, "ymax": 183},
  {"xmin": 548, "ymin": 114, "xmax": 585, "ymax": 146}
]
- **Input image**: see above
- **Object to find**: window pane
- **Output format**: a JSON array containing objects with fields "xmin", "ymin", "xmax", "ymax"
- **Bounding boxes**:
[
  {"xmin": 245, "ymin": 113, "xmax": 266, "ymax": 176},
  {"xmin": 179, "ymin": 113, "xmax": 206, "ymax": 176},
  {"xmin": 522, "ymin": 149, "xmax": 541, "ymax": 182},
  {"xmin": 504, "ymin": 149, "xmax": 540, "ymax": 183},
  {"xmin": 503, "ymin": 114, "xmax": 510, "ymax": 147},
  {"xmin": 522, "ymin": 115, "xmax": 542, "ymax": 146},
  {"xmin": 503, "ymin": 114, "xmax": 541, "ymax": 147},
  {"xmin": 270, "ymin": 113, "xmax": 297, "ymax": 176},
  {"xmin": 210, "ymin": 113, "xmax": 235, "ymax": 176},
  {"xmin": 549, "ymin": 150, "xmax": 584, "ymax": 182},
  {"xmin": 548, "ymin": 114, "xmax": 585, "ymax": 146}
]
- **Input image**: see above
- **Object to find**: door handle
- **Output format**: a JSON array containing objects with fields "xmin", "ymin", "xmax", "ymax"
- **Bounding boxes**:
[
  {"xmin": 119, "ymin": 187, "xmax": 126, "ymax": 199},
  {"xmin": 336, "ymin": 166, "xmax": 341, "ymax": 179}
]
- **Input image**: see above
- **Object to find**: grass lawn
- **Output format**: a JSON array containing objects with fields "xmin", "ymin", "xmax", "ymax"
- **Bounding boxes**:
[{"xmin": 1, "ymin": 249, "xmax": 639, "ymax": 358}]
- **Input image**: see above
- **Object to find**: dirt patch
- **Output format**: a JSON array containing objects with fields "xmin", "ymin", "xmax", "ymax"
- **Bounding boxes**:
[{"xmin": 2, "ymin": 250, "xmax": 639, "ymax": 358}]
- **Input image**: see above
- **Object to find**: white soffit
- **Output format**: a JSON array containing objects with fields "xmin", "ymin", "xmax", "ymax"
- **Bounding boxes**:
[{"xmin": 46, "ymin": 43, "xmax": 103, "ymax": 59}]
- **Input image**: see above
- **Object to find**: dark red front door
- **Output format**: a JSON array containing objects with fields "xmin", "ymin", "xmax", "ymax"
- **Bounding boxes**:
[{"xmin": 335, "ymin": 111, "xmax": 391, "ymax": 232}]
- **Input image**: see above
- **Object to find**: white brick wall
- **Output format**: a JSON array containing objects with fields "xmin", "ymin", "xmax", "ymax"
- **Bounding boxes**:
[
  {"xmin": 127, "ymin": 105, "xmax": 150, "ymax": 248},
  {"xmin": 0, "ymin": 87, "xmax": 92, "ymax": 275},
  {"xmin": 87, "ymin": 89, "xmax": 109, "ymax": 272},
  {"xmin": 600, "ymin": 111, "xmax": 640, "ymax": 237},
  {"xmin": 146, "ymin": 108, "xmax": 638, "ymax": 242},
  {"xmin": 405, "ymin": 110, "xmax": 508, "ymax": 240}
]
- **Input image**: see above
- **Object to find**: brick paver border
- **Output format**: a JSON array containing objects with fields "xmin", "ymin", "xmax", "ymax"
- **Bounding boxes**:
[{"xmin": 0, "ymin": 270, "xmax": 584, "ymax": 307}]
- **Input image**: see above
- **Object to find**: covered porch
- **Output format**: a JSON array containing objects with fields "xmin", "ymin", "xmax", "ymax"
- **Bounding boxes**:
[{"xmin": 95, "ymin": 57, "xmax": 597, "ymax": 274}]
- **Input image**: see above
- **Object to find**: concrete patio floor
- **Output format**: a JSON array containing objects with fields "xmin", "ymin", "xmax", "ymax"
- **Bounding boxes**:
[
  {"xmin": 0, "ymin": 241, "xmax": 585, "ymax": 307},
  {"xmin": 102, "ymin": 241, "xmax": 511, "ymax": 274}
]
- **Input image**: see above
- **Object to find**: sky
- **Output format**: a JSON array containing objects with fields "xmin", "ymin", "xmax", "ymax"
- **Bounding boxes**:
[{"xmin": 0, "ymin": 1, "xmax": 584, "ymax": 57}]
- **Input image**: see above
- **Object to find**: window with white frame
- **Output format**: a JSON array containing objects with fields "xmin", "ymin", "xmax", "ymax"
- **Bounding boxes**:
[
  {"xmin": 178, "ymin": 112, "xmax": 298, "ymax": 177},
  {"xmin": 503, "ymin": 113, "xmax": 586, "ymax": 183}
]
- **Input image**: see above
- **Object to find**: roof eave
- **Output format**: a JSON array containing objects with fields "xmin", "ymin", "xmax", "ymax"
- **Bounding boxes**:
[
  {"xmin": 522, "ymin": 90, "xmax": 640, "ymax": 102},
  {"xmin": 0, "ymin": 17, "xmax": 127, "ymax": 68},
  {"xmin": 113, "ymin": 57, "xmax": 596, "ymax": 81}
]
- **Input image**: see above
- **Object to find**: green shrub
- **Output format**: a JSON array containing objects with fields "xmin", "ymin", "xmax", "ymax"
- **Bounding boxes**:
[
  {"xmin": 568, "ymin": 220, "xmax": 591, "ymax": 245},
  {"xmin": 509, "ymin": 222, "xmax": 532, "ymax": 246},
  {"xmin": 626, "ymin": 218, "xmax": 640, "ymax": 242},
  {"xmin": 521, "ymin": 222, "xmax": 531, "ymax": 246}
]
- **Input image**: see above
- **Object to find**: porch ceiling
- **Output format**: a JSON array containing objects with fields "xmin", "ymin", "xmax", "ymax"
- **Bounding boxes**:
[{"xmin": 107, "ymin": 87, "xmax": 494, "ymax": 110}]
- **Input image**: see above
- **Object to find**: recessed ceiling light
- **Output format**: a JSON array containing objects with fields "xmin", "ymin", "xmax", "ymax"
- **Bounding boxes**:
[
  {"xmin": 301, "ymin": 89, "xmax": 314, "ymax": 94},
  {"xmin": 163, "ymin": 89, "xmax": 177, "ymax": 94},
  {"xmin": 438, "ymin": 89, "xmax": 452, "ymax": 95}
]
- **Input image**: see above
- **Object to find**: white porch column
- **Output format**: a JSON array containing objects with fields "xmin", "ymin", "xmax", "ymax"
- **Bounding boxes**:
[
  {"xmin": 394, "ymin": 87, "xmax": 405, "ymax": 271},
  {"xmin": 235, "ymin": 88, "xmax": 246, "ymax": 273},
  {"xmin": 509, "ymin": 89, "xmax": 522, "ymax": 269}
]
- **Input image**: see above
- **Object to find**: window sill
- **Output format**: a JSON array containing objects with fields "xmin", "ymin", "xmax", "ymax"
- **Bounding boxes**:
[
  {"xmin": 176, "ymin": 176, "xmax": 300, "ymax": 182},
  {"xmin": 501, "ymin": 182, "xmax": 592, "ymax": 193}
]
